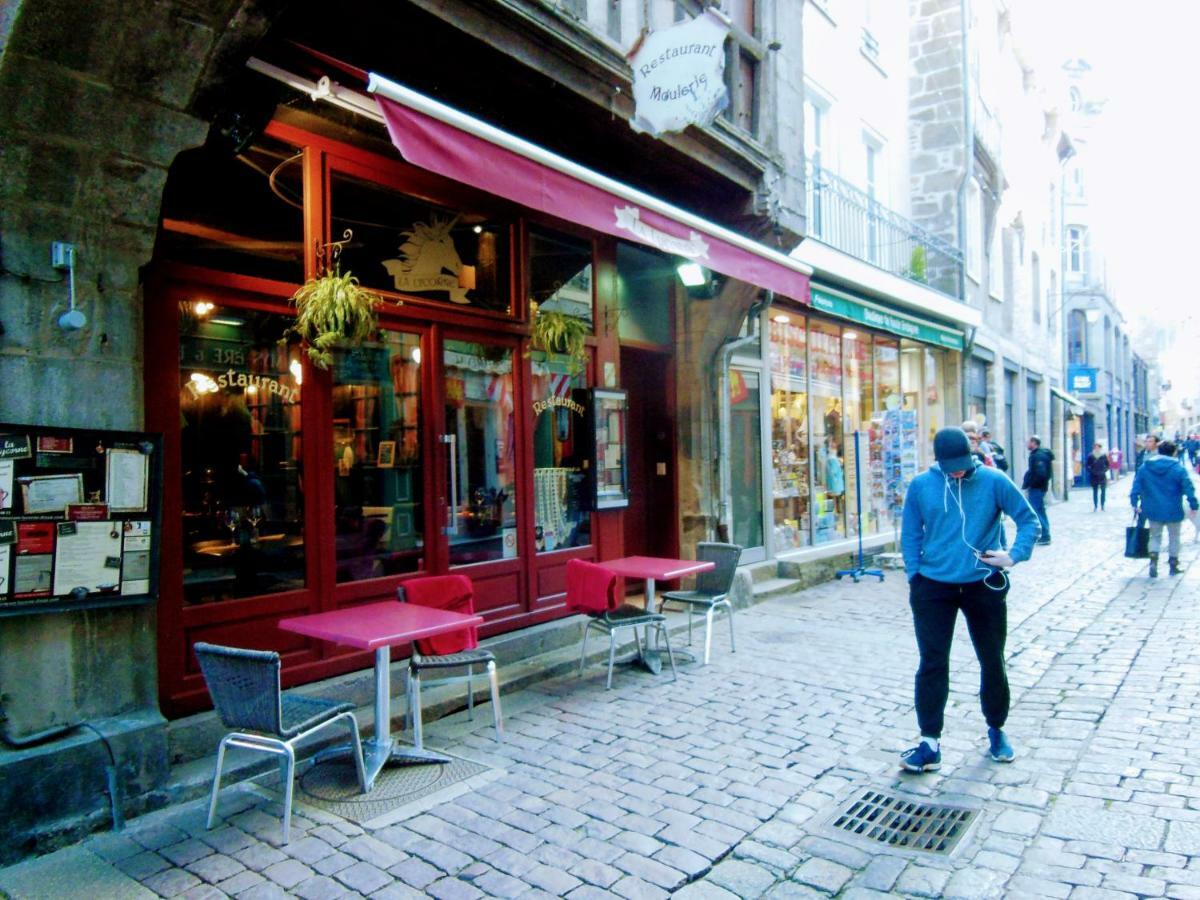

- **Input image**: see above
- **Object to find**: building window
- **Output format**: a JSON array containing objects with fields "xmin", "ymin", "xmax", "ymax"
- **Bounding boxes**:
[
  {"xmin": 1031, "ymin": 252, "xmax": 1041, "ymax": 323},
  {"xmin": 1004, "ymin": 369, "xmax": 1017, "ymax": 463},
  {"xmin": 965, "ymin": 181, "xmax": 982, "ymax": 281},
  {"xmin": 863, "ymin": 136, "xmax": 882, "ymax": 264},
  {"xmin": 1048, "ymin": 270, "xmax": 1058, "ymax": 334},
  {"xmin": 804, "ymin": 94, "xmax": 828, "ymax": 237},
  {"xmin": 1026, "ymin": 378, "xmax": 1038, "ymax": 438},
  {"xmin": 988, "ymin": 222, "xmax": 1002, "ymax": 300},
  {"xmin": 721, "ymin": 0, "xmax": 764, "ymax": 136},
  {"xmin": 1067, "ymin": 309, "xmax": 1087, "ymax": 365},
  {"xmin": 1067, "ymin": 225, "xmax": 1086, "ymax": 273},
  {"xmin": 967, "ymin": 358, "xmax": 989, "ymax": 424}
]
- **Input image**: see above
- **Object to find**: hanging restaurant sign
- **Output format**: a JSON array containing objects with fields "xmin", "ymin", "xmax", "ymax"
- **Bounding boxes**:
[
  {"xmin": 614, "ymin": 207, "xmax": 710, "ymax": 260},
  {"xmin": 628, "ymin": 11, "xmax": 730, "ymax": 137}
]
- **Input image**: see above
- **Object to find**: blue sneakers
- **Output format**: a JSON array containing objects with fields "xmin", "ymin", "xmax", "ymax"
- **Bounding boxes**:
[
  {"xmin": 900, "ymin": 741, "xmax": 942, "ymax": 773},
  {"xmin": 988, "ymin": 727, "xmax": 1015, "ymax": 763}
]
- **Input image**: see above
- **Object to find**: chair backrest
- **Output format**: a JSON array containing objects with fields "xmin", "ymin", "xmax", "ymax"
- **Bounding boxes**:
[
  {"xmin": 694, "ymin": 542, "xmax": 742, "ymax": 596},
  {"xmin": 193, "ymin": 642, "xmax": 283, "ymax": 735},
  {"xmin": 398, "ymin": 574, "xmax": 478, "ymax": 655},
  {"xmin": 566, "ymin": 559, "xmax": 617, "ymax": 614}
]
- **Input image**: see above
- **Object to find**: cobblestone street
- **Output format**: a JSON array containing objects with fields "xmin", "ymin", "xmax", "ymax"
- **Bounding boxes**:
[{"xmin": 6, "ymin": 475, "xmax": 1200, "ymax": 899}]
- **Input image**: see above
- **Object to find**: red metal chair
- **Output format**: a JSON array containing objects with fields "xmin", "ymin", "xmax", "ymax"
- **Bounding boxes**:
[
  {"xmin": 398, "ymin": 575, "xmax": 502, "ymax": 746},
  {"xmin": 566, "ymin": 558, "xmax": 677, "ymax": 689}
]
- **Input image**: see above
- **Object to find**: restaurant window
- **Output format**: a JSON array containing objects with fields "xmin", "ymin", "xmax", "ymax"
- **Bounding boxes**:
[
  {"xmin": 616, "ymin": 242, "xmax": 672, "ymax": 345},
  {"xmin": 531, "ymin": 355, "xmax": 591, "ymax": 553},
  {"xmin": 809, "ymin": 320, "xmax": 845, "ymax": 545},
  {"xmin": 444, "ymin": 341, "xmax": 518, "ymax": 566},
  {"xmin": 158, "ymin": 137, "xmax": 305, "ymax": 284},
  {"xmin": 331, "ymin": 332, "xmax": 425, "ymax": 583},
  {"xmin": 528, "ymin": 227, "xmax": 594, "ymax": 328},
  {"xmin": 329, "ymin": 166, "xmax": 511, "ymax": 314},
  {"xmin": 769, "ymin": 315, "xmax": 809, "ymax": 550},
  {"xmin": 178, "ymin": 303, "xmax": 305, "ymax": 604}
]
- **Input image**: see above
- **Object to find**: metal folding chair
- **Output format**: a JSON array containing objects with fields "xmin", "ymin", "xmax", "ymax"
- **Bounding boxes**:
[
  {"xmin": 660, "ymin": 542, "xmax": 742, "ymax": 664},
  {"xmin": 193, "ymin": 642, "xmax": 366, "ymax": 844},
  {"xmin": 399, "ymin": 575, "xmax": 502, "ymax": 747}
]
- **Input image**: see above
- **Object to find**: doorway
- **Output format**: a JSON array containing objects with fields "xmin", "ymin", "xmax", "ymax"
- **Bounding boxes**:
[{"xmin": 620, "ymin": 346, "xmax": 676, "ymax": 559}]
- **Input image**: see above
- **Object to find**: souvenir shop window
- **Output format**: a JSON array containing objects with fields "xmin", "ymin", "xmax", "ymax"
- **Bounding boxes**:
[
  {"xmin": 329, "ymin": 167, "xmax": 511, "ymax": 314},
  {"xmin": 443, "ymin": 341, "xmax": 518, "ymax": 565},
  {"xmin": 769, "ymin": 314, "xmax": 810, "ymax": 550},
  {"xmin": 531, "ymin": 352, "xmax": 592, "ymax": 553},
  {"xmin": 177, "ymin": 303, "xmax": 305, "ymax": 604},
  {"xmin": 843, "ymin": 329, "xmax": 878, "ymax": 536},
  {"xmin": 157, "ymin": 137, "xmax": 305, "ymax": 284},
  {"xmin": 808, "ymin": 320, "xmax": 846, "ymax": 545},
  {"xmin": 330, "ymin": 332, "xmax": 425, "ymax": 583},
  {"xmin": 871, "ymin": 337, "xmax": 906, "ymax": 524},
  {"xmin": 616, "ymin": 242, "xmax": 672, "ymax": 346},
  {"xmin": 528, "ymin": 227, "xmax": 594, "ymax": 328}
]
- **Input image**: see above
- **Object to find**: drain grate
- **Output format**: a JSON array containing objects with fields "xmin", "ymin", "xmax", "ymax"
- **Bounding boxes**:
[{"xmin": 830, "ymin": 789, "xmax": 977, "ymax": 854}]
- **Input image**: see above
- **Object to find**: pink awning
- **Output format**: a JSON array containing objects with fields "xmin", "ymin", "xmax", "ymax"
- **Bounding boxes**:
[{"xmin": 368, "ymin": 75, "xmax": 810, "ymax": 304}]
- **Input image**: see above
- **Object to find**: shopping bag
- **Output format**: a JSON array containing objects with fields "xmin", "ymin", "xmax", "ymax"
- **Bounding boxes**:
[{"xmin": 1125, "ymin": 513, "xmax": 1150, "ymax": 559}]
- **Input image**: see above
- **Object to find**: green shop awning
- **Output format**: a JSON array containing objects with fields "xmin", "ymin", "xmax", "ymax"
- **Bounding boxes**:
[{"xmin": 810, "ymin": 285, "xmax": 965, "ymax": 351}]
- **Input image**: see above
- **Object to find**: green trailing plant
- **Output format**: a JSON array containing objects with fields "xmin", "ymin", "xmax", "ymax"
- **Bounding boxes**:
[
  {"xmin": 906, "ymin": 245, "xmax": 928, "ymax": 284},
  {"xmin": 529, "ymin": 303, "xmax": 590, "ymax": 374},
  {"xmin": 281, "ymin": 269, "xmax": 382, "ymax": 370}
]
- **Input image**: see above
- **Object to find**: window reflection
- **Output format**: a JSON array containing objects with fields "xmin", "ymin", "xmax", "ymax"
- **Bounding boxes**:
[
  {"xmin": 178, "ymin": 303, "xmax": 305, "ymax": 604},
  {"xmin": 331, "ymin": 333, "xmax": 425, "ymax": 582},
  {"xmin": 769, "ymin": 316, "xmax": 810, "ymax": 549},
  {"xmin": 444, "ymin": 340, "xmax": 518, "ymax": 565}
]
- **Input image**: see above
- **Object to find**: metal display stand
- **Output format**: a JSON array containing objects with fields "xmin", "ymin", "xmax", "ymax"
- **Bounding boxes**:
[{"xmin": 836, "ymin": 431, "xmax": 885, "ymax": 584}]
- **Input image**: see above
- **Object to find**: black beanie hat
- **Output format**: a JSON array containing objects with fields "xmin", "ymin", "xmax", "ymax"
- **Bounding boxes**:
[{"xmin": 933, "ymin": 427, "xmax": 975, "ymax": 473}]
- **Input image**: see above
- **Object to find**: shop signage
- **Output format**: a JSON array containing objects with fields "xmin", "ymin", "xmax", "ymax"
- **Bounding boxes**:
[
  {"xmin": 182, "ymin": 369, "xmax": 299, "ymax": 403},
  {"xmin": 0, "ymin": 435, "xmax": 32, "ymax": 460},
  {"xmin": 614, "ymin": 206, "xmax": 710, "ymax": 259},
  {"xmin": 382, "ymin": 216, "xmax": 471, "ymax": 304},
  {"xmin": 809, "ymin": 287, "xmax": 964, "ymax": 351},
  {"xmin": 628, "ymin": 12, "xmax": 730, "ymax": 137},
  {"xmin": 1067, "ymin": 365, "xmax": 1098, "ymax": 394}
]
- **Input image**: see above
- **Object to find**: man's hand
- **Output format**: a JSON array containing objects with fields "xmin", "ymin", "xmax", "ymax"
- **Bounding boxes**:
[{"xmin": 980, "ymin": 550, "xmax": 1014, "ymax": 569}]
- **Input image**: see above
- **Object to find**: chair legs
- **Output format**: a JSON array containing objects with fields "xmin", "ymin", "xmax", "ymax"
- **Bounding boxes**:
[
  {"xmin": 409, "ymin": 669, "xmax": 424, "ymax": 750},
  {"xmin": 703, "ymin": 607, "xmax": 715, "ymax": 665},
  {"xmin": 723, "ymin": 600, "xmax": 735, "ymax": 653},
  {"xmin": 279, "ymin": 745, "xmax": 296, "ymax": 845},
  {"xmin": 579, "ymin": 620, "xmax": 589, "ymax": 676},
  {"xmin": 206, "ymin": 734, "xmax": 232, "ymax": 831},
  {"xmin": 659, "ymin": 622, "xmax": 678, "ymax": 682},
  {"xmin": 606, "ymin": 629, "xmax": 617, "ymax": 690},
  {"xmin": 487, "ymin": 660, "xmax": 503, "ymax": 738}
]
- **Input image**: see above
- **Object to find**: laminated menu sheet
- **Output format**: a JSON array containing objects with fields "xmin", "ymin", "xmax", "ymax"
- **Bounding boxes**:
[{"xmin": 51, "ymin": 521, "xmax": 122, "ymax": 596}]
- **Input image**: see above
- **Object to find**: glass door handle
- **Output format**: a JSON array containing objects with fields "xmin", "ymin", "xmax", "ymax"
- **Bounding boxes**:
[{"xmin": 441, "ymin": 433, "xmax": 458, "ymax": 535}]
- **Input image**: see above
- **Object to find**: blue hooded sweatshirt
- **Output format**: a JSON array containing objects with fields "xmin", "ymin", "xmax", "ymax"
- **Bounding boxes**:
[
  {"xmin": 902, "ymin": 461, "xmax": 1041, "ymax": 584},
  {"xmin": 1130, "ymin": 455, "xmax": 1198, "ymax": 523}
]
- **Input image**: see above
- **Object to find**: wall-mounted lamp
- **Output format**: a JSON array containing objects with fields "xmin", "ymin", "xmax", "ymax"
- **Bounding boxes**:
[
  {"xmin": 51, "ymin": 242, "xmax": 86, "ymax": 331},
  {"xmin": 458, "ymin": 265, "xmax": 477, "ymax": 291},
  {"xmin": 676, "ymin": 261, "xmax": 708, "ymax": 287}
]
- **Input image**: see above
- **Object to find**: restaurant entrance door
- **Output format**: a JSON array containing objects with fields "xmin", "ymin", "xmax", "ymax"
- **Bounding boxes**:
[{"xmin": 621, "ymin": 346, "xmax": 676, "ymax": 560}]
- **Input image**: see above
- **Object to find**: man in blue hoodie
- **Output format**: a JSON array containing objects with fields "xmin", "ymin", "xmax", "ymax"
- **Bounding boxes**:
[
  {"xmin": 1130, "ymin": 439, "xmax": 1198, "ymax": 577},
  {"xmin": 899, "ymin": 427, "xmax": 1041, "ymax": 772}
]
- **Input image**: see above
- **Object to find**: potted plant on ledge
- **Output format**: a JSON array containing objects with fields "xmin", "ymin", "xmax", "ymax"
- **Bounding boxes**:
[{"xmin": 530, "ymin": 301, "xmax": 590, "ymax": 375}]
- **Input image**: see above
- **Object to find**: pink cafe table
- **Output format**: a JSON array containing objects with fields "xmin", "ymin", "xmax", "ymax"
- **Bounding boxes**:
[
  {"xmin": 597, "ymin": 556, "xmax": 715, "ymax": 674},
  {"xmin": 278, "ymin": 601, "xmax": 483, "ymax": 788}
]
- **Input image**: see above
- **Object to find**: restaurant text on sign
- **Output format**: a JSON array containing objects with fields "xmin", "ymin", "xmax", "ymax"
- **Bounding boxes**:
[{"xmin": 628, "ymin": 12, "xmax": 730, "ymax": 137}]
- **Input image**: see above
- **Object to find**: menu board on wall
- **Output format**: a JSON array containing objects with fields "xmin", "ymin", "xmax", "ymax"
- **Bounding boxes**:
[{"xmin": 0, "ymin": 423, "xmax": 162, "ymax": 616}]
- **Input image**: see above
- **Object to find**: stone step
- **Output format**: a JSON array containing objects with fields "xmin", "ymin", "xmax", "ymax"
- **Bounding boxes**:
[{"xmin": 752, "ymin": 577, "xmax": 804, "ymax": 600}]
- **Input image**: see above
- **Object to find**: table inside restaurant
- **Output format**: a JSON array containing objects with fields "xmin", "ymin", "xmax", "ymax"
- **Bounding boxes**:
[
  {"xmin": 597, "ymin": 556, "xmax": 715, "ymax": 673},
  {"xmin": 278, "ymin": 601, "xmax": 483, "ymax": 790}
]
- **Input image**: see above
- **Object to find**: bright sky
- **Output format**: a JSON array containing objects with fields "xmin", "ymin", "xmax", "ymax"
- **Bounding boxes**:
[{"xmin": 1014, "ymin": 0, "xmax": 1199, "ymax": 394}]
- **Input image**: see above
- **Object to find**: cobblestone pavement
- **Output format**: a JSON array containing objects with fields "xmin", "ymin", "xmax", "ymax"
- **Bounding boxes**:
[{"xmin": 12, "ymin": 475, "xmax": 1200, "ymax": 899}]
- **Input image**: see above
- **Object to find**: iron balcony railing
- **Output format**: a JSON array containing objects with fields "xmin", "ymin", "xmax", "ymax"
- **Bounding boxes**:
[{"xmin": 805, "ymin": 159, "xmax": 964, "ymax": 299}]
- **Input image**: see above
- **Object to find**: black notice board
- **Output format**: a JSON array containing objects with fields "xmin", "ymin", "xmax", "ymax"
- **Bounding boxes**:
[{"xmin": 0, "ymin": 423, "xmax": 163, "ymax": 616}]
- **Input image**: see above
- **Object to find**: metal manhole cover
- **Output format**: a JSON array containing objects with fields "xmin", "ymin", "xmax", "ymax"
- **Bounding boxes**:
[
  {"xmin": 294, "ymin": 754, "xmax": 490, "ymax": 825},
  {"xmin": 830, "ymin": 789, "xmax": 977, "ymax": 855}
]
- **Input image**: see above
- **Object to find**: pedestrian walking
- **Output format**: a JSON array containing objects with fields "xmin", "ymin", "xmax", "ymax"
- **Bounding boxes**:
[
  {"xmin": 1130, "ymin": 439, "xmax": 1198, "ymax": 577},
  {"xmin": 1086, "ymin": 442, "xmax": 1109, "ymax": 511},
  {"xmin": 981, "ymin": 428, "xmax": 1008, "ymax": 472},
  {"xmin": 962, "ymin": 420, "xmax": 994, "ymax": 467},
  {"xmin": 1022, "ymin": 435, "xmax": 1054, "ymax": 545},
  {"xmin": 898, "ymin": 427, "xmax": 1041, "ymax": 772},
  {"xmin": 1137, "ymin": 433, "xmax": 1159, "ymax": 469},
  {"xmin": 1108, "ymin": 447, "xmax": 1122, "ymax": 481}
]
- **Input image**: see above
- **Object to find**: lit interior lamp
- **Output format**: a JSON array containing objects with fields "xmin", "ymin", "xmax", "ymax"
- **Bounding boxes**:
[
  {"xmin": 676, "ymin": 261, "xmax": 708, "ymax": 287},
  {"xmin": 194, "ymin": 301, "xmax": 214, "ymax": 316},
  {"xmin": 473, "ymin": 225, "xmax": 483, "ymax": 234},
  {"xmin": 189, "ymin": 372, "xmax": 218, "ymax": 393},
  {"xmin": 410, "ymin": 346, "xmax": 422, "ymax": 365},
  {"xmin": 844, "ymin": 331, "xmax": 858, "ymax": 340},
  {"xmin": 289, "ymin": 359, "xmax": 303, "ymax": 385},
  {"xmin": 458, "ymin": 265, "xmax": 477, "ymax": 290},
  {"xmin": 773, "ymin": 313, "xmax": 790, "ymax": 324},
  {"xmin": 245, "ymin": 383, "xmax": 257, "ymax": 395}
]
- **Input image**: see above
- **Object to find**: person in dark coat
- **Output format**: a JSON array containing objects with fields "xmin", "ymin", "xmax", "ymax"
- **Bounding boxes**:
[
  {"xmin": 1086, "ymin": 441, "xmax": 1110, "ymax": 511},
  {"xmin": 1130, "ymin": 440, "xmax": 1199, "ymax": 577},
  {"xmin": 1022, "ymin": 435, "xmax": 1054, "ymax": 545}
]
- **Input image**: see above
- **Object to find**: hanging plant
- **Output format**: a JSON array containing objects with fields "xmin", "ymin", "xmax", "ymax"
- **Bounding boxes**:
[
  {"xmin": 529, "ymin": 303, "xmax": 590, "ymax": 375},
  {"xmin": 281, "ymin": 268, "xmax": 382, "ymax": 370}
]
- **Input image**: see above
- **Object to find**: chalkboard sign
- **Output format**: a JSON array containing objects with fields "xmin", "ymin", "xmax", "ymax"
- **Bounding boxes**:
[{"xmin": 0, "ymin": 423, "xmax": 162, "ymax": 616}]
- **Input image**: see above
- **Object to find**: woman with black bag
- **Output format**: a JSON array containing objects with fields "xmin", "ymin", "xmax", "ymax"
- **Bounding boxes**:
[{"xmin": 1087, "ymin": 441, "xmax": 1110, "ymax": 511}]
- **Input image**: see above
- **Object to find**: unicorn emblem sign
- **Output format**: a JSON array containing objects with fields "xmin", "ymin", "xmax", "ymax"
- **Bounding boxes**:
[{"xmin": 381, "ymin": 215, "xmax": 472, "ymax": 304}]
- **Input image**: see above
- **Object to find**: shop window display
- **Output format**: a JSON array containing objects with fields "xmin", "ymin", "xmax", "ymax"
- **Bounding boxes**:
[
  {"xmin": 330, "ymin": 332, "xmax": 424, "ymax": 583},
  {"xmin": 769, "ymin": 316, "xmax": 810, "ymax": 549},
  {"xmin": 870, "ymin": 338, "xmax": 906, "ymax": 531},
  {"xmin": 809, "ymin": 321, "xmax": 846, "ymax": 545},
  {"xmin": 842, "ymin": 330, "xmax": 877, "ymax": 536},
  {"xmin": 178, "ymin": 303, "xmax": 305, "ymax": 604},
  {"xmin": 531, "ymin": 353, "xmax": 591, "ymax": 552}
]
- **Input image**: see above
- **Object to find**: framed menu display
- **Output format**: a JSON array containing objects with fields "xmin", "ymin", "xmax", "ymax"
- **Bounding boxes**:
[
  {"xmin": 0, "ymin": 423, "xmax": 162, "ymax": 616},
  {"xmin": 585, "ymin": 389, "xmax": 630, "ymax": 510}
]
